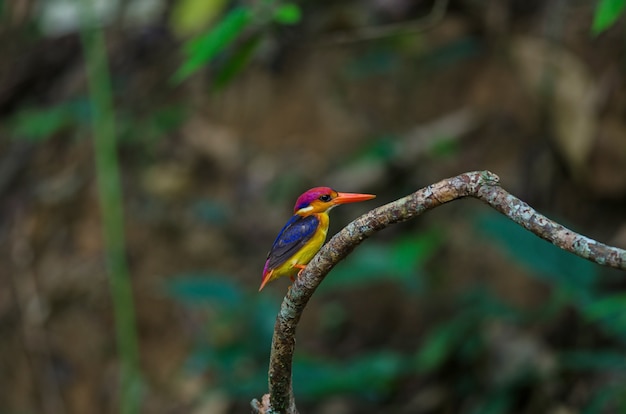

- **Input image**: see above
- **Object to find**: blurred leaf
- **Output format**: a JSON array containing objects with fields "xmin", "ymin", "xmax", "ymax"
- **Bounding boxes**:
[
  {"xmin": 273, "ymin": 3, "xmax": 301, "ymax": 25},
  {"xmin": 592, "ymin": 0, "xmax": 626, "ymax": 35},
  {"xmin": 172, "ymin": 276, "xmax": 276, "ymax": 397},
  {"xmin": 318, "ymin": 300, "xmax": 348, "ymax": 334},
  {"xmin": 174, "ymin": 276, "xmax": 278, "ymax": 398},
  {"xmin": 184, "ymin": 342, "xmax": 267, "ymax": 397},
  {"xmin": 582, "ymin": 384, "xmax": 626, "ymax": 414},
  {"xmin": 470, "ymin": 391, "xmax": 512, "ymax": 414},
  {"xmin": 170, "ymin": 0, "xmax": 229, "ymax": 36},
  {"xmin": 416, "ymin": 288, "xmax": 523, "ymax": 374},
  {"xmin": 582, "ymin": 293, "xmax": 626, "ymax": 320},
  {"xmin": 390, "ymin": 232, "xmax": 442, "ymax": 276},
  {"xmin": 560, "ymin": 350, "xmax": 626, "ymax": 371},
  {"xmin": 172, "ymin": 6, "xmax": 251, "ymax": 83},
  {"xmin": 359, "ymin": 135, "xmax": 398, "ymax": 162},
  {"xmin": 579, "ymin": 294, "xmax": 626, "ymax": 340},
  {"xmin": 428, "ymin": 136, "xmax": 459, "ymax": 158},
  {"xmin": 476, "ymin": 212, "xmax": 597, "ymax": 300},
  {"xmin": 165, "ymin": 274, "xmax": 243, "ymax": 307},
  {"xmin": 152, "ymin": 105, "xmax": 187, "ymax": 129},
  {"xmin": 79, "ymin": 10, "xmax": 142, "ymax": 412},
  {"xmin": 119, "ymin": 105, "xmax": 187, "ymax": 143},
  {"xmin": 475, "ymin": 212, "xmax": 626, "ymax": 343},
  {"xmin": 293, "ymin": 351, "xmax": 407, "ymax": 398},
  {"xmin": 414, "ymin": 316, "xmax": 472, "ymax": 373},
  {"xmin": 10, "ymin": 102, "xmax": 80, "ymax": 141},
  {"xmin": 318, "ymin": 230, "xmax": 443, "ymax": 292},
  {"xmin": 184, "ymin": 345, "xmax": 217, "ymax": 374},
  {"xmin": 461, "ymin": 287, "xmax": 521, "ymax": 321},
  {"xmin": 213, "ymin": 35, "xmax": 261, "ymax": 90},
  {"xmin": 319, "ymin": 243, "xmax": 395, "ymax": 288},
  {"xmin": 249, "ymin": 295, "xmax": 279, "ymax": 351},
  {"xmin": 224, "ymin": 364, "xmax": 269, "ymax": 397}
]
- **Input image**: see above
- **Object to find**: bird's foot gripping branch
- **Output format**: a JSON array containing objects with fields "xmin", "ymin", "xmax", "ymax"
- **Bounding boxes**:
[{"xmin": 251, "ymin": 170, "xmax": 626, "ymax": 414}]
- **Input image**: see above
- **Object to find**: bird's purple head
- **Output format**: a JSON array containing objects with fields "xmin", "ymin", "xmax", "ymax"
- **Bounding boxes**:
[
  {"xmin": 293, "ymin": 187, "xmax": 334, "ymax": 213},
  {"xmin": 292, "ymin": 187, "xmax": 375, "ymax": 216}
]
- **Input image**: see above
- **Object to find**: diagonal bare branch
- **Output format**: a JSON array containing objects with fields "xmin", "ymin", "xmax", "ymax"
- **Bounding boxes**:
[{"xmin": 251, "ymin": 170, "xmax": 626, "ymax": 414}]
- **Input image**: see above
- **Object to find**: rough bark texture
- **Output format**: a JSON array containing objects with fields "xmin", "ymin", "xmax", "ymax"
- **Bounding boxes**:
[{"xmin": 250, "ymin": 170, "xmax": 626, "ymax": 414}]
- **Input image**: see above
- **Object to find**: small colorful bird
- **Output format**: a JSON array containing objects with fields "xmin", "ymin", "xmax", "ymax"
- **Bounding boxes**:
[{"xmin": 259, "ymin": 187, "xmax": 376, "ymax": 291}]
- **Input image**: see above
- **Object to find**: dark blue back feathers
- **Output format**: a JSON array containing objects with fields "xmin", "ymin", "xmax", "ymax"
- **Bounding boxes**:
[{"xmin": 266, "ymin": 214, "xmax": 319, "ymax": 270}]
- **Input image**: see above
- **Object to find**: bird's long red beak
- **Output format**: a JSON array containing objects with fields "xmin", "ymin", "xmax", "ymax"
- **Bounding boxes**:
[{"xmin": 333, "ymin": 192, "xmax": 376, "ymax": 205}]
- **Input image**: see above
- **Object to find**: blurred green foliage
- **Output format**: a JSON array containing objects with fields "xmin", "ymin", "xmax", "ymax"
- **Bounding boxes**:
[
  {"xmin": 476, "ymin": 212, "xmax": 597, "ymax": 301},
  {"xmin": 273, "ymin": 3, "xmax": 302, "ymax": 25},
  {"xmin": 476, "ymin": 211, "xmax": 626, "ymax": 411},
  {"xmin": 166, "ymin": 273, "xmax": 419, "ymax": 402},
  {"xmin": 164, "ymin": 231, "xmax": 442, "ymax": 402},
  {"xmin": 318, "ymin": 229, "xmax": 443, "ymax": 293},
  {"xmin": 172, "ymin": 1, "xmax": 301, "ymax": 84},
  {"xmin": 293, "ymin": 351, "xmax": 406, "ymax": 399},
  {"xmin": 593, "ymin": 0, "xmax": 626, "ymax": 34},
  {"xmin": 8, "ymin": 100, "xmax": 184, "ymax": 146},
  {"xmin": 166, "ymin": 206, "xmax": 626, "ymax": 411},
  {"xmin": 560, "ymin": 350, "xmax": 626, "ymax": 371},
  {"xmin": 213, "ymin": 35, "xmax": 262, "ymax": 89},
  {"xmin": 8, "ymin": 100, "xmax": 90, "ymax": 141},
  {"xmin": 166, "ymin": 275, "xmax": 277, "ymax": 396},
  {"xmin": 79, "ymin": 4, "xmax": 141, "ymax": 412},
  {"xmin": 476, "ymin": 212, "xmax": 626, "ymax": 345},
  {"xmin": 117, "ymin": 105, "xmax": 187, "ymax": 144},
  {"xmin": 428, "ymin": 136, "xmax": 460, "ymax": 158},
  {"xmin": 173, "ymin": 6, "xmax": 251, "ymax": 83}
]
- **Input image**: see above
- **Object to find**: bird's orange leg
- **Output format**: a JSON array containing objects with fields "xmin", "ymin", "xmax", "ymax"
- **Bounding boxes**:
[
  {"xmin": 292, "ymin": 264, "xmax": 307, "ymax": 281},
  {"xmin": 286, "ymin": 265, "xmax": 307, "ymax": 291}
]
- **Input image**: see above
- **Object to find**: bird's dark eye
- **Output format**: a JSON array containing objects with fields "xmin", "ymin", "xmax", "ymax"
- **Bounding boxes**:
[{"xmin": 319, "ymin": 194, "xmax": 332, "ymax": 202}]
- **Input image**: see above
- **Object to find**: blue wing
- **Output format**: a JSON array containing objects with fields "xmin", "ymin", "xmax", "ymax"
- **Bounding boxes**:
[{"xmin": 265, "ymin": 214, "xmax": 319, "ymax": 271}]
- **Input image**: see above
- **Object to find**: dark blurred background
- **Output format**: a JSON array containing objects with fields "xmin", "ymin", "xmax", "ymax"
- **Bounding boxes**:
[{"xmin": 1, "ymin": 0, "xmax": 626, "ymax": 413}]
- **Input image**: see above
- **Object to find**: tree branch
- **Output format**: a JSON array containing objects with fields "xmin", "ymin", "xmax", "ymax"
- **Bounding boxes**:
[{"xmin": 250, "ymin": 170, "xmax": 626, "ymax": 414}]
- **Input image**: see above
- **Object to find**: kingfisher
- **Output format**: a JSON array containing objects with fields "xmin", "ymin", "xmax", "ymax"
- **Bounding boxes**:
[{"xmin": 259, "ymin": 187, "xmax": 376, "ymax": 291}]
